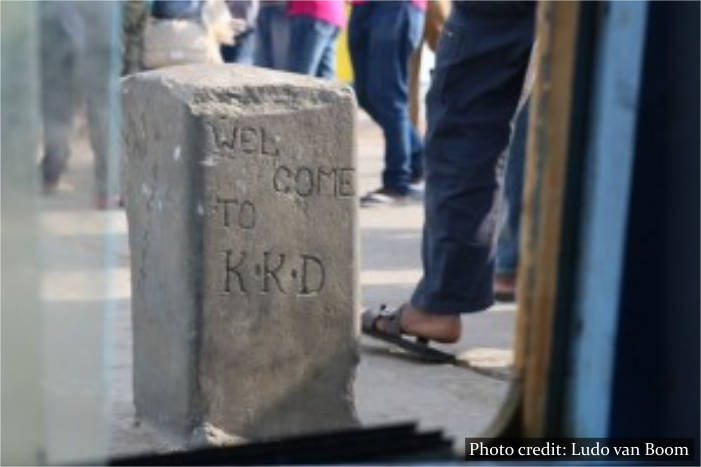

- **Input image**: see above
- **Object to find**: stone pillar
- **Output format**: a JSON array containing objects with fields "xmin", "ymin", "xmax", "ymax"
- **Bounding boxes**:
[{"xmin": 122, "ymin": 65, "xmax": 359, "ymax": 443}]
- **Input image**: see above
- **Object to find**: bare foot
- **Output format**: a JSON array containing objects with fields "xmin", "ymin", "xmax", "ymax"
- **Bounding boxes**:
[{"xmin": 375, "ymin": 303, "xmax": 462, "ymax": 343}]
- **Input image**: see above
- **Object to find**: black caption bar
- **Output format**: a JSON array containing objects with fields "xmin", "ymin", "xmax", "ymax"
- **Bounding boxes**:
[{"xmin": 464, "ymin": 438, "xmax": 695, "ymax": 462}]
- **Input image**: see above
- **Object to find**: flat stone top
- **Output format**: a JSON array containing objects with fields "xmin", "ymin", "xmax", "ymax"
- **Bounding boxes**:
[{"xmin": 124, "ymin": 64, "xmax": 355, "ymax": 115}]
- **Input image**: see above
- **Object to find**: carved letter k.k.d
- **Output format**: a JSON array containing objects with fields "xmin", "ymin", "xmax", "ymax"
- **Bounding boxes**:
[
  {"xmin": 262, "ymin": 251, "xmax": 286, "ymax": 293},
  {"xmin": 223, "ymin": 249, "xmax": 247, "ymax": 294}
]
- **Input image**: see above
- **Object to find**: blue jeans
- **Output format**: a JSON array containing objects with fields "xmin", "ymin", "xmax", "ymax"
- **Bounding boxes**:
[
  {"xmin": 410, "ymin": 2, "xmax": 535, "ymax": 314},
  {"xmin": 496, "ymin": 102, "xmax": 529, "ymax": 277},
  {"xmin": 254, "ymin": 3, "xmax": 289, "ymax": 70},
  {"xmin": 221, "ymin": 28, "xmax": 256, "ymax": 65},
  {"xmin": 349, "ymin": 1, "xmax": 425, "ymax": 194},
  {"xmin": 287, "ymin": 16, "xmax": 340, "ymax": 79}
]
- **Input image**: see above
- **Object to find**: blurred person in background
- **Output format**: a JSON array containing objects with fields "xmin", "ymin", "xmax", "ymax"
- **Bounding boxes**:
[
  {"xmin": 221, "ymin": 0, "xmax": 259, "ymax": 64},
  {"xmin": 350, "ymin": 0, "xmax": 427, "ymax": 206},
  {"xmin": 39, "ymin": 1, "xmax": 121, "ymax": 209},
  {"xmin": 254, "ymin": 0, "xmax": 289, "ymax": 70},
  {"xmin": 286, "ymin": 0, "xmax": 345, "ymax": 80}
]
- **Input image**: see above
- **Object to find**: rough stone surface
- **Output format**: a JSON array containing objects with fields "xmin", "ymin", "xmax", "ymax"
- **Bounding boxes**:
[{"xmin": 122, "ymin": 64, "xmax": 359, "ymax": 443}]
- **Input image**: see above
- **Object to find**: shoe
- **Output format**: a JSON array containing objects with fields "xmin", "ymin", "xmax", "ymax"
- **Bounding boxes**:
[
  {"xmin": 360, "ymin": 186, "xmax": 423, "ymax": 207},
  {"xmin": 360, "ymin": 187, "xmax": 408, "ymax": 207}
]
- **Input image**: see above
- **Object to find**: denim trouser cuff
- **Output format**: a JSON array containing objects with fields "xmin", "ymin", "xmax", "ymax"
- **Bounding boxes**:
[
  {"xmin": 410, "ymin": 287, "xmax": 494, "ymax": 316},
  {"xmin": 408, "ymin": 3, "xmax": 534, "ymax": 317}
]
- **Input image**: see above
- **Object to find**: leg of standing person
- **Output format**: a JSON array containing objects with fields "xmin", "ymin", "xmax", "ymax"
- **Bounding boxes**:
[
  {"xmin": 81, "ymin": 2, "xmax": 121, "ymax": 207},
  {"xmin": 85, "ymin": 92, "xmax": 116, "ymax": 207},
  {"xmin": 254, "ymin": 6, "xmax": 274, "ymax": 67},
  {"xmin": 268, "ymin": 3, "xmax": 291, "ymax": 70},
  {"xmin": 410, "ymin": 0, "xmax": 452, "ymax": 187},
  {"xmin": 287, "ymin": 15, "xmax": 338, "ymax": 78},
  {"xmin": 358, "ymin": 1, "xmax": 424, "ymax": 204},
  {"xmin": 39, "ymin": 2, "xmax": 83, "ymax": 192},
  {"xmin": 348, "ymin": 3, "xmax": 375, "ymax": 115},
  {"xmin": 408, "ymin": 39, "xmax": 424, "ymax": 185},
  {"xmin": 495, "ymin": 101, "xmax": 529, "ymax": 301},
  {"xmin": 255, "ymin": 3, "xmax": 289, "ymax": 69},
  {"xmin": 315, "ymin": 27, "xmax": 340, "ymax": 80},
  {"xmin": 410, "ymin": 115, "xmax": 424, "ymax": 184},
  {"xmin": 363, "ymin": 2, "xmax": 535, "ymax": 344}
]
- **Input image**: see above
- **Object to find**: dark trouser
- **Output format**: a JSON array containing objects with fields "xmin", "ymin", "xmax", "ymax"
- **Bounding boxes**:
[
  {"xmin": 348, "ymin": 1, "xmax": 425, "ymax": 194},
  {"xmin": 254, "ymin": 4, "xmax": 289, "ymax": 70},
  {"xmin": 410, "ymin": 2, "xmax": 535, "ymax": 314},
  {"xmin": 287, "ymin": 16, "xmax": 340, "ymax": 80},
  {"xmin": 221, "ymin": 28, "xmax": 256, "ymax": 65},
  {"xmin": 496, "ymin": 102, "xmax": 529, "ymax": 277}
]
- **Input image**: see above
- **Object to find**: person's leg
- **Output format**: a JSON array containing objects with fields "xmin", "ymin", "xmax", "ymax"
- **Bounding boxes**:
[
  {"xmin": 408, "ymin": 40, "xmax": 423, "ymax": 129},
  {"xmin": 39, "ymin": 3, "xmax": 82, "ymax": 191},
  {"xmin": 410, "ymin": 125, "xmax": 424, "ymax": 183},
  {"xmin": 348, "ymin": 4, "xmax": 374, "ymax": 115},
  {"xmin": 269, "ymin": 3, "xmax": 290, "ymax": 70},
  {"xmin": 86, "ymin": 93, "xmax": 113, "ymax": 203},
  {"xmin": 400, "ymin": 2, "xmax": 536, "ymax": 340},
  {"xmin": 363, "ymin": 2, "xmax": 424, "ymax": 196},
  {"xmin": 254, "ymin": 7, "xmax": 273, "ymax": 68},
  {"xmin": 495, "ymin": 101, "xmax": 529, "ymax": 297},
  {"xmin": 287, "ymin": 16, "xmax": 336, "ymax": 77},
  {"xmin": 315, "ymin": 26, "xmax": 340, "ymax": 80},
  {"xmin": 81, "ymin": 2, "xmax": 120, "ymax": 205},
  {"xmin": 409, "ymin": 39, "xmax": 425, "ymax": 184}
]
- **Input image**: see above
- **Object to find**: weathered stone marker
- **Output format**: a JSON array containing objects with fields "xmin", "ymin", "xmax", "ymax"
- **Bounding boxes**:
[{"xmin": 122, "ymin": 64, "xmax": 359, "ymax": 443}]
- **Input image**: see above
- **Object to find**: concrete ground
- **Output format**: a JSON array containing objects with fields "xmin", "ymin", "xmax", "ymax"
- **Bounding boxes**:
[{"xmin": 37, "ymin": 109, "xmax": 516, "ymax": 462}]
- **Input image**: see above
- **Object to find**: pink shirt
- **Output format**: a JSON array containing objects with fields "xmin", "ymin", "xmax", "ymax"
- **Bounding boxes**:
[
  {"xmin": 351, "ymin": 0, "xmax": 428, "ymax": 11},
  {"xmin": 287, "ymin": 1, "xmax": 347, "ymax": 27}
]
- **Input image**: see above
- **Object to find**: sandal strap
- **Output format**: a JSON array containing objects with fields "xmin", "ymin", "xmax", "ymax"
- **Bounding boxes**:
[{"xmin": 361, "ymin": 304, "xmax": 405, "ymax": 336}]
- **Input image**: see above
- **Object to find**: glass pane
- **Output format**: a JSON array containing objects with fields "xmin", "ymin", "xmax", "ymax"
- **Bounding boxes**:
[
  {"xmin": 3, "ymin": 1, "xmax": 123, "ymax": 463},
  {"xmin": 2, "ymin": 2, "xmax": 45, "ymax": 464},
  {"xmin": 2, "ymin": 1, "xmax": 523, "ymax": 461}
]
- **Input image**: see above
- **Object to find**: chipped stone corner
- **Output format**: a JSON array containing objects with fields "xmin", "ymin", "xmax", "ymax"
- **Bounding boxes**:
[{"xmin": 189, "ymin": 422, "xmax": 247, "ymax": 449}]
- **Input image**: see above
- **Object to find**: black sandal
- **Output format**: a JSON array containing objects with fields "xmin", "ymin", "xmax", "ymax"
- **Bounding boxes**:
[{"xmin": 361, "ymin": 304, "xmax": 456, "ymax": 364}]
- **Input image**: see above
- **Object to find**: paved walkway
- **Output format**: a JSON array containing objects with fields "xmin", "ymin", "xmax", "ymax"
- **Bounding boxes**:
[{"xmin": 37, "ymin": 111, "xmax": 516, "ymax": 462}]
